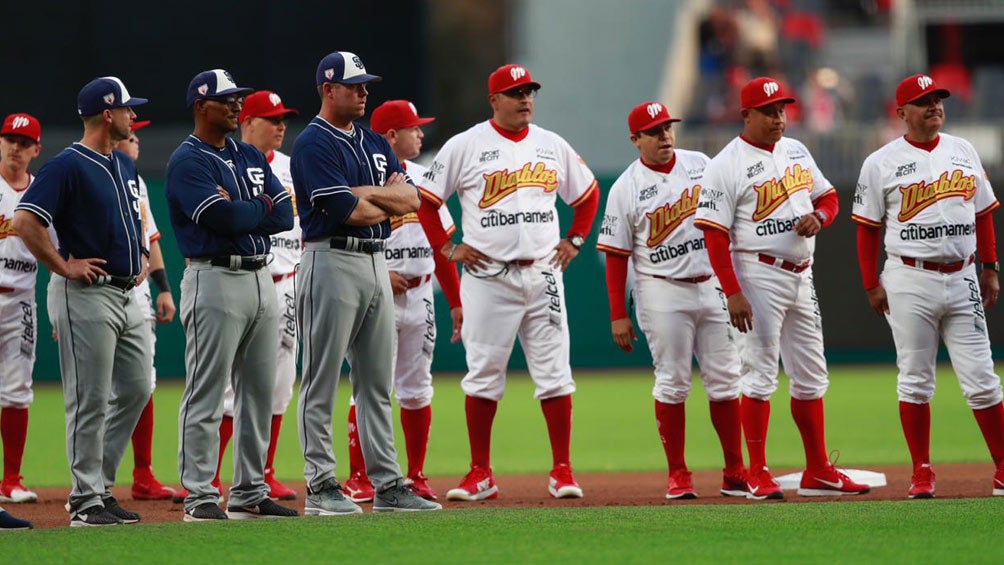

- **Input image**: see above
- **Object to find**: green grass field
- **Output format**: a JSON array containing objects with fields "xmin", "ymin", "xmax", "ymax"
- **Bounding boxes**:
[{"xmin": 6, "ymin": 366, "xmax": 1003, "ymax": 563}]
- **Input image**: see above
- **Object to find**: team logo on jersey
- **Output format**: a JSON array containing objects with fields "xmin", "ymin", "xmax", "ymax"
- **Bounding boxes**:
[
  {"xmin": 479, "ymin": 149, "xmax": 500, "ymax": 163},
  {"xmin": 751, "ymin": 164, "xmax": 813, "ymax": 221},
  {"xmin": 373, "ymin": 154, "xmax": 388, "ymax": 185},
  {"xmin": 895, "ymin": 162, "xmax": 916, "ymax": 178},
  {"xmin": 897, "ymin": 169, "xmax": 976, "ymax": 221},
  {"xmin": 390, "ymin": 212, "xmax": 420, "ymax": 231},
  {"xmin": 763, "ymin": 81, "xmax": 780, "ymax": 96},
  {"xmin": 0, "ymin": 214, "xmax": 16, "ymax": 239},
  {"xmin": 10, "ymin": 116, "xmax": 30, "ymax": 130},
  {"xmin": 246, "ymin": 167, "xmax": 265, "ymax": 195},
  {"xmin": 645, "ymin": 185, "xmax": 701, "ymax": 247},
  {"xmin": 480, "ymin": 162, "xmax": 558, "ymax": 208}
]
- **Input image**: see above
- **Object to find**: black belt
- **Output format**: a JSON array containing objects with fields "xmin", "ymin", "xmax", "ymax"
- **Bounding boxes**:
[
  {"xmin": 331, "ymin": 236, "xmax": 385, "ymax": 254},
  {"xmin": 96, "ymin": 275, "xmax": 138, "ymax": 291},
  {"xmin": 208, "ymin": 256, "xmax": 268, "ymax": 271}
]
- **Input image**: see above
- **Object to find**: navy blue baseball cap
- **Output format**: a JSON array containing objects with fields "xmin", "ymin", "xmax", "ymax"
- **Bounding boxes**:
[
  {"xmin": 315, "ymin": 51, "xmax": 382, "ymax": 86},
  {"xmin": 187, "ymin": 69, "xmax": 254, "ymax": 107},
  {"xmin": 77, "ymin": 77, "xmax": 148, "ymax": 117}
]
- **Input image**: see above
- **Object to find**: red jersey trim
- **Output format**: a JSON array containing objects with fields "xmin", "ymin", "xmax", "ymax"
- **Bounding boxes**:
[
  {"xmin": 850, "ymin": 214, "xmax": 883, "ymax": 228},
  {"xmin": 596, "ymin": 243, "xmax": 632, "ymax": 257},
  {"xmin": 489, "ymin": 119, "xmax": 530, "ymax": 142},
  {"xmin": 569, "ymin": 180, "xmax": 599, "ymax": 208},
  {"xmin": 976, "ymin": 201, "xmax": 1001, "ymax": 217},
  {"xmin": 693, "ymin": 218, "xmax": 730, "ymax": 233},
  {"xmin": 419, "ymin": 187, "xmax": 444, "ymax": 208}
]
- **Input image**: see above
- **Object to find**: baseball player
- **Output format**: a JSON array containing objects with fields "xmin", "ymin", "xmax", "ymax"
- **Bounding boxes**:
[
  {"xmin": 0, "ymin": 506, "xmax": 31, "ymax": 530},
  {"xmin": 14, "ymin": 77, "xmax": 153, "ymax": 526},
  {"xmin": 0, "ymin": 113, "xmax": 43, "ymax": 506},
  {"xmin": 854, "ymin": 74, "xmax": 1004, "ymax": 499},
  {"xmin": 598, "ymin": 102, "xmax": 746, "ymax": 499},
  {"xmin": 416, "ymin": 64, "xmax": 600, "ymax": 501},
  {"xmin": 694, "ymin": 77, "xmax": 869, "ymax": 499},
  {"xmin": 166, "ymin": 69, "xmax": 297, "ymax": 522},
  {"xmin": 113, "ymin": 120, "xmax": 181, "ymax": 502},
  {"xmin": 211, "ymin": 90, "xmax": 301, "ymax": 502},
  {"xmin": 291, "ymin": 51, "xmax": 440, "ymax": 514},
  {"xmin": 342, "ymin": 100, "xmax": 463, "ymax": 502}
]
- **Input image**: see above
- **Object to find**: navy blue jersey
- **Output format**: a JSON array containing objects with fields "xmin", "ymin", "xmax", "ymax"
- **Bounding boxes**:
[
  {"xmin": 16, "ymin": 143, "xmax": 144, "ymax": 277},
  {"xmin": 166, "ymin": 135, "xmax": 293, "ymax": 258},
  {"xmin": 291, "ymin": 117, "xmax": 409, "ymax": 241}
]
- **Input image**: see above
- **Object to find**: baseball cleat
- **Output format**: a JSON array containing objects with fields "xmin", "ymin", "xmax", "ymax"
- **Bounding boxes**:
[
  {"xmin": 0, "ymin": 476, "xmax": 38, "ymax": 504},
  {"xmin": 344, "ymin": 470, "xmax": 375, "ymax": 503},
  {"xmin": 103, "ymin": 496, "xmax": 141, "ymax": 524},
  {"xmin": 70, "ymin": 505, "xmax": 123, "ymax": 527},
  {"xmin": 131, "ymin": 469, "xmax": 178, "ymax": 501},
  {"xmin": 226, "ymin": 498, "xmax": 299, "ymax": 519},
  {"xmin": 798, "ymin": 464, "xmax": 870, "ymax": 497},
  {"xmin": 720, "ymin": 468, "xmax": 750, "ymax": 497},
  {"xmin": 183, "ymin": 502, "xmax": 228, "ymax": 522},
  {"xmin": 265, "ymin": 471, "xmax": 297, "ymax": 501},
  {"xmin": 373, "ymin": 483, "xmax": 442, "ymax": 512},
  {"xmin": 447, "ymin": 465, "xmax": 499, "ymax": 501},
  {"xmin": 405, "ymin": 472, "xmax": 438, "ymax": 500},
  {"xmin": 305, "ymin": 478, "xmax": 363, "ymax": 516},
  {"xmin": 908, "ymin": 464, "xmax": 935, "ymax": 499},
  {"xmin": 548, "ymin": 463, "xmax": 584, "ymax": 499},
  {"xmin": 746, "ymin": 467, "xmax": 784, "ymax": 500},
  {"xmin": 665, "ymin": 469, "xmax": 698, "ymax": 500},
  {"xmin": 0, "ymin": 509, "xmax": 32, "ymax": 530},
  {"xmin": 992, "ymin": 464, "xmax": 1004, "ymax": 497}
]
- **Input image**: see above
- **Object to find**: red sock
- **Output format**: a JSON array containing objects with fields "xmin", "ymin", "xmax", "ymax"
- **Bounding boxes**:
[
  {"xmin": 1, "ymin": 407, "xmax": 29, "ymax": 479},
  {"xmin": 541, "ymin": 395, "xmax": 573, "ymax": 468},
  {"xmin": 401, "ymin": 406, "xmax": 432, "ymax": 477},
  {"xmin": 899, "ymin": 401, "xmax": 931, "ymax": 468},
  {"xmin": 265, "ymin": 414, "xmax": 283, "ymax": 474},
  {"xmin": 215, "ymin": 415, "xmax": 234, "ymax": 485},
  {"xmin": 654, "ymin": 400, "xmax": 687, "ymax": 472},
  {"xmin": 465, "ymin": 395, "xmax": 498, "ymax": 469},
  {"xmin": 791, "ymin": 397, "xmax": 829, "ymax": 472},
  {"xmin": 741, "ymin": 395, "xmax": 771, "ymax": 470},
  {"xmin": 973, "ymin": 402, "xmax": 1004, "ymax": 467},
  {"xmin": 347, "ymin": 405, "xmax": 366, "ymax": 475},
  {"xmin": 709, "ymin": 398, "xmax": 744, "ymax": 473},
  {"xmin": 131, "ymin": 396, "xmax": 155, "ymax": 471}
]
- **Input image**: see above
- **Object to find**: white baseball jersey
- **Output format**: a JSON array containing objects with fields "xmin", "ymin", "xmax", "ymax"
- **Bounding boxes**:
[
  {"xmin": 420, "ymin": 121, "xmax": 597, "ymax": 261},
  {"xmin": 267, "ymin": 150, "xmax": 301, "ymax": 277},
  {"xmin": 695, "ymin": 136, "xmax": 834, "ymax": 263},
  {"xmin": 132, "ymin": 175, "xmax": 160, "ymax": 320},
  {"xmin": 597, "ymin": 150, "xmax": 713, "ymax": 279},
  {"xmin": 852, "ymin": 133, "xmax": 999, "ymax": 262},
  {"xmin": 386, "ymin": 161, "xmax": 455, "ymax": 278},
  {"xmin": 0, "ymin": 174, "xmax": 42, "ymax": 291}
]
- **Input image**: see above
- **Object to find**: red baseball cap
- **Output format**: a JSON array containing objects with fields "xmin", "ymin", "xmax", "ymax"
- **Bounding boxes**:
[
  {"xmin": 488, "ymin": 64, "xmax": 541, "ymax": 95},
  {"xmin": 131, "ymin": 120, "xmax": 151, "ymax": 131},
  {"xmin": 1, "ymin": 113, "xmax": 41, "ymax": 143},
  {"xmin": 370, "ymin": 100, "xmax": 435, "ymax": 134},
  {"xmin": 628, "ymin": 102, "xmax": 681, "ymax": 134},
  {"xmin": 895, "ymin": 74, "xmax": 951, "ymax": 107},
  {"xmin": 239, "ymin": 90, "xmax": 299, "ymax": 124},
  {"xmin": 741, "ymin": 77, "xmax": 796, "ymax": 110}
]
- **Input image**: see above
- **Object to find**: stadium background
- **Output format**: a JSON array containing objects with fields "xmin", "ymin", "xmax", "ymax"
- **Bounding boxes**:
[{"xmin": 5, "ymin": 0, "xmax": 1003, "ymax": 381}]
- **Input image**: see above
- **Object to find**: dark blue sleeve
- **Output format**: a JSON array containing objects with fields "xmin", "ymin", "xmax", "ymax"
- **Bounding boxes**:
[
  {"xmin": 15, "ymin": 155, "xmax": 70, "ymax": 226},
  {"xmin": 166, "ymin": 151, "xmax": 272, "ymax": 236},
  {"xmin": 292, "ymin": 139, "xmax": 359, "ymax": 226},
  {"xmin": 254, "ymin": 158, "xmax": 294, "ymax": 234}
]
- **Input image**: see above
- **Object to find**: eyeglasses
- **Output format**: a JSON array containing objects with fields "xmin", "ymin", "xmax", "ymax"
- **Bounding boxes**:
[
  {"xmin": 204, "ymin": 96, "xmax": 244, "ymax": 107},
  {"xmin": 499, "ymin": 87, "xmax": 538, "ymax": 99}
]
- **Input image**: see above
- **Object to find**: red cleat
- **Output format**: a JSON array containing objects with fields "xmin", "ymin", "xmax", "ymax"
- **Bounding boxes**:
[
  {"xmin": 665, "ymin": 469, "xmax": 697, "ymax": 500},
  {"xmin": 344, "ymin": 470, "xmax": 375, "ymax": 503},
  {"xmin": 798, "ymin": 464, "xmax": 871, "ymax": 497},
  {"xmin": 446, "ymin": 465, "xmax": 499, "ymax": 501},
  {"xmin": 747, "ymin": 467, "xmax": 784, "ymax": 500},
  {"xmin": 0, "ymin": 476, "xmax": 38, "ymax": 503},
  {"xmin": 548, "ymin": 463, "xmax": 583, "ymax": 499},
  {"xmin": 405, "ymin": 472, "xmax": 438, "ymax": 500},
  {"xmin": 991, "ymin": 462, "xmax": 1003, "ymax": 497},
  {"xmin": 265, "ymin": 468, "xmax": 297, "ymax": 501},
  {"xmin": 131, "ymin": 469, "xmax": 178, "ymax": 501},
  {"xmin": 720, "ymin": 468, "xmax": 749, "ymax": 498},
  {"xmin": 908, "ymin": 464, "xmax": 935, "ymax": 499}
]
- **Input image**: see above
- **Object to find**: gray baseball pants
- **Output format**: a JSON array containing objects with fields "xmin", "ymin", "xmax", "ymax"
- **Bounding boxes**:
[
  {"xmin": 297, "ymin": 243, "xmax": 402, "ymax": 492},
  {"xmin": 178, "ymin": 263, "xmax": 277, "ymax": 510},
  {"xmin": 47, "ymin": 275, "xmax": 152, "ymax": 513}
]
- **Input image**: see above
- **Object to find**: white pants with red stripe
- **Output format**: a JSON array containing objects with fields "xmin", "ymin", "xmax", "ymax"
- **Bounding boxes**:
[{"xmin": 0, "ymin": 288, "xmax": 35, "ymax": 408}]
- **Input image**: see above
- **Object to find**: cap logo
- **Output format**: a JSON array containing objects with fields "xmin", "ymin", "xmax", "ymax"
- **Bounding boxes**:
[
  {"xmin": 324, "ymin": 68, "xmax": 335, "ymax": 80},
  {"xmin": 763, "ymin": 81, "xmax": 779, "ymax": 97},
  {"xmin": 408, "ymin": 102, "xmax": 418, "ymax": 116},
  {"xmin": 269, "ymin": 93, "xmax": 282, "ymax": 106},
  {"xmin": 10, "ymin": 116, "xmax": 29, "ymax": 129},
  {"xmin": 198, "ymin": 84, "xmax": 209, "ymax": 96},
  {"xmin": 917, "ymin": 75, "xmax": 933, "ymax": 89},
  {"xmin": 646, "ymin": 103, "xmax": 663, "ymax": 119},
  {"xmin": 352, "ymin": 56, "xmax": 364, "ymax": 70},
  {"xmin": 510, "ymin": 66, "xmax": 527, "ymax": 82}
]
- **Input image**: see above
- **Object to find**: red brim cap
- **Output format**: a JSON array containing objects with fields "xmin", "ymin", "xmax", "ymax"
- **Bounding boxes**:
[
  {"xmin": 370, "ymin": 100, "xmax": 436, "ymax": 134},
  {"xmin": 488, "ymin": 64, "xmax": 541, "ymax": 95},
  {"xmin": 1, "ymin": 113, "xmax": 41, "ymax": 143},
  {"xmin": 628, "ymin": 101, "xmax": 682, "ymax": 133},
  {"xmin": 239, "ymin": 91, "xmax": 300, "ymax": 123},
  {"xmin": 741, "ymin": 77, "xmax": 796, "ymax": 110},
  {"xmin": 895, "ymin": 74, "xmax": 951, "ymax": 106},
  {"xmin": 131, "ymin": 120, "xmax": 151, "ymax": 131}
]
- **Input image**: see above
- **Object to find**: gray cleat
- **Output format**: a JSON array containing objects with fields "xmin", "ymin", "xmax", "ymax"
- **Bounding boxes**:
[
  {"xmin": 373, "ymin": 482, "xmax": 443, "ymax": 512},
  {"xmin": 304, "ymin": 478, "xmax": 363, "ymax": 516}
]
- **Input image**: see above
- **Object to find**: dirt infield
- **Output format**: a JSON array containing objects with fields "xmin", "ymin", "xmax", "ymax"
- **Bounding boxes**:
[{"xmin": 10, "ymin": 462, "xmax": 998, "ymax": 529}]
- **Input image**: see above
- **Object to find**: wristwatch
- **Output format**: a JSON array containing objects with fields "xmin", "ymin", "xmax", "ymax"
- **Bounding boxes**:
[
  {"xmin": 983, "ymin": 262, "xmax": 999, "ymax": 272},
  {"xmin": 567, "ymin": 235, "xmax": 585, "ymax": 249}
]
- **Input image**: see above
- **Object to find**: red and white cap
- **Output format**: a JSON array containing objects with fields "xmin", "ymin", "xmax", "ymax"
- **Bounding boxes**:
[
  {"xmin": 628, "ymin": 102, "xmax": 681, "ymax": 134},
  {"xmin": 741, "ymin": 77, "xmax": 796, "ymax": 110},
  {"xmin": 488, "ymin": 64, "xmax": 541, "ymax": 95},
  {"xmin": 1, "ymin": 113, "xmax": 41, "ymax": 143},
  {"xmin": 370, "ymin": 100, "xmax": 435, "ymax": 134},
  {"xmin": 239, "ymin": 90, "xmax": 300, "ymax": 124},
  {"xmin": 895, "ymin": 74, "xmax": 951, "ymax": 107},
  {"xmin": 131, "ymin": 120, "xmax": 151, "ymax": 131}
]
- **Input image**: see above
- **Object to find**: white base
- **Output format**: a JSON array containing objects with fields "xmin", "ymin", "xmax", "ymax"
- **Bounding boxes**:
[{"xmin": 775, "ymin": 469, "xmax": 887, "ymax": 491}]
